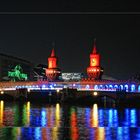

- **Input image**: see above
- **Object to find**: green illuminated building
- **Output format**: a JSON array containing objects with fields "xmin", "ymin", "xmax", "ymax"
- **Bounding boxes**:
[{"xmin": 0, "ymin": 53, "xmax": 33, "ymax": 81}]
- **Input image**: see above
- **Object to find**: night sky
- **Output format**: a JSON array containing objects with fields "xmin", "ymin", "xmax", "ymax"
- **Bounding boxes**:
[{"xmin": 0, "ymin": 2, "xmax": 140, "ymax": 80}]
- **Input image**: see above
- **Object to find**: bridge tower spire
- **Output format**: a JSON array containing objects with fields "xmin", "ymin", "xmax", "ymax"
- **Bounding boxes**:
[
  {"xmin": 45, "ymin": 48, "xmax": 61, "ymax": 81},
  {"xmin": 87, "ymin": 39, "xmax": 103, "ymax": 80},
  {"xmin": 51, "ymin": 48, "xmax": 55, "ymax": 57},
  {"xmin": 93, "ymin": 38, "xmax": 97, "ymax": 54}
]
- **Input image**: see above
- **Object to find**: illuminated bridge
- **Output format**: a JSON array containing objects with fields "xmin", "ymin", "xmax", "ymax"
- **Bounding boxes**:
[{"xmin": 0, "ymin": 80, "xmax": 140, "ymax": 93}]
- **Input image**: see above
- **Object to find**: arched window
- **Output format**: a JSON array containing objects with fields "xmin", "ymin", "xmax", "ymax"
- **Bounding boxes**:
[
  {"xmin": 124, "ymin": 85, "xmax": 128, "ymax": 92},
  {"xmin": 131, "ymin": 84, "xmax": 136, "ymax": 92},
  {"xmin": 94, "ymin": 85, "xmax": 98, "ymax": 90}
]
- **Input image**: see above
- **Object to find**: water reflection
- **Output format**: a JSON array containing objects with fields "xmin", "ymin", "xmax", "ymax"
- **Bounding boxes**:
[
  {"xmin": 55, "ymin": 103, "xmax": 60, "ymax": 127},
  {"xmin": 70, "ymin": 107, "xmax": 79, "ymax": 140},
  {"xmin": 1, "ymin": 127, "xmax": 140, "ymax": 140},
  {"xmin": 92, "ymin": 104, "xmax": 98, "ymax": 127},
  {"xmin": 0, "ymin": 100, "xmax": 4, "ymax": 126},
  {"xmin": 1, "ymin": 101, "xmax": 140, "ymax": 139}
]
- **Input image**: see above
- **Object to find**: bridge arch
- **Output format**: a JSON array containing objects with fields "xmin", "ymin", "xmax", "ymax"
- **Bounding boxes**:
[
  {"xmin": 124, "ymin": 84, "xmax": 129, "ymax": 92},
  {"xmin": 114, "ymin": 85, "xmax": 118, "ymax": 90},
  {"xmin": 94, "ymin": 85, "xmax": 98, "ymax": 90},
  {"xmin": 131, "ymin": 84, "xmax": 136, "ymax": 92},
  {"xmin": 119, "ymin": 85, "xmax": 124, "ymax": 91},
  {"xmin": 138, "ymin": 85, "xmax": 140, "ymax": 92},
  {"xmin": 109, "ymin": 85, "xmax": 113, "ymax": 90},
  {"xmin": 104, "ymin": 85, "xmax": 109, "ymax": 90},
  {"xmin": 99, "ymin": 85, "xmax": 103, "ymax": 90},
  {"xmin": 86, "ymin": 84, "xmax": 90, "ymax": 89}
]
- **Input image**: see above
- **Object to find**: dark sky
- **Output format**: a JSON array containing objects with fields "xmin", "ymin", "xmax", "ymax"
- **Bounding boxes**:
[{"xmin": 0, "ymin": 2, "xmax": 140, "ymax": 80}]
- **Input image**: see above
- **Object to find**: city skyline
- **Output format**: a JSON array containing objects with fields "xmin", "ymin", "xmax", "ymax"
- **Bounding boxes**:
[{"xmin": 0, "ymin": 14, "xmax": 140, "ymax": 80}]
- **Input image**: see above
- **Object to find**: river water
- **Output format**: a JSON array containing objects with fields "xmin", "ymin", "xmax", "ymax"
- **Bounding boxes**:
[{"xmin": 0, "ymin": 100, "xmax": 140, "ymax": 139}]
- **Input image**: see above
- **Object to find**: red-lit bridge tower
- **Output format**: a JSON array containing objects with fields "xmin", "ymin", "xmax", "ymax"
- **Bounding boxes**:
[
  {"xmin": 45, "ymin": 49, "xmax": 61, "ymax": 81},
  {"xmin": 87, "ymin": 39, "xmax": 103, "ymax": 80}
]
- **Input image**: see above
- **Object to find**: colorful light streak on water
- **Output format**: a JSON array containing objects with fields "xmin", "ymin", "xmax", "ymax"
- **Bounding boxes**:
[
  {"xmin": 70, "ymin": 107, "xmax": 79, "ymax": 140},
  {"xmin": 0, "ymin": 101, "xmax": 140, "ymax": 139},
  {"xmin": 0, "ymin": 100, "xmax": 4, "ymax": 126},
  {"xmin": 92, "ymin": 104, "xmax": 98, "ymax": 127}
]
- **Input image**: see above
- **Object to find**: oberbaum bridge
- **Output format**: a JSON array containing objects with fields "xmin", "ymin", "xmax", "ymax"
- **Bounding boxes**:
[{"xmin": 0, "ymin": 40, "xmax": 140, "ymax": 101}]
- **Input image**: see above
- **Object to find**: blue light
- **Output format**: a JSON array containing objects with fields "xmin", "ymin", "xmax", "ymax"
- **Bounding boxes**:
[
  {"xmin": 113, "ymin": 110, "xmax": 118, "ymax": 127},
  {"xmin": 131, "ymin": 84, "xmax": 136, "ymax": 92},
  {"xmin": 49, "ymin": 84, "xmax": 53, "ymax": 88},
  {"xmin": 108, "ymin": 109, "xmax": 113, "ymax": 127},
  {"xmin": 35, "ymin": 127, "xmax": 41, "ymax": 140},
  {"xmin": 41, "ymin": 109, "xmax": 47, "ymax": 126},
  {"xmin": 99, "ymin": 85, "xmax": 103, "ymax": 89},
  {"xmin": 98, "ymin": 109, "xmax": 103, "ymax": 127},
  {"xmin": 114, "ymin": 85, "xmax": 118, "ymax": 90},
  {"xmin": 86, "ymin": 85, "xmax": 90, "ymax": 89},
  {"xmin": 105, "ymin": 85, "xmax": 108, "ymax": 90},
  {"xmin": 123, "ymin": 127, "xmax": 130, "ymax": 140},
  {"xmin": 124, "ymin": 109, "xmax": 129, "ymax": 126},
  {"xmin": 94, "ymin": 85, "xmax": 98, "ymax": 90},
  {"xmin": 119, "ymin": 85, "xmax": 123, "ymax": 91},
  {"xmin": 109, "ymin": 85, "xmax": 113, "ymax": 89},
  {"xmin": 130, "ymin": 109, "xmax": 137, "ymax": 127},
  {"xmin": 138, "ymin": 85, "xmax": 140, "ymax": 92},
  {"xmin": 117, "ymin": 127, "xmax": 123, "ymax": 140},
  {"xmin": 124, "ymin": 85, "xmax": 128, "ymax": 92},
  {"xmin": 42, "ymin": 84, "xmax": 46, "ymax": 88},
  {"xmin": 85, "ymin": 108, "xmax": 91, "ymax": 127}
]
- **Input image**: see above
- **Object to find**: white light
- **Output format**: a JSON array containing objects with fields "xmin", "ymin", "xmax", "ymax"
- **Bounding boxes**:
[
  {"xmin": 27, "ymin": 88, "xmax": 30, "ymax": 92},
  {"xmin": 1, "ymin": 91, "xmax": 4, "ymax": 94},
  {"xmin": 42, "ymin": 85, "xmax": 46, "ymax": 88},
  {"xmin": 93, "ymin": 92, "xmax": 98, "ymax": 96}
]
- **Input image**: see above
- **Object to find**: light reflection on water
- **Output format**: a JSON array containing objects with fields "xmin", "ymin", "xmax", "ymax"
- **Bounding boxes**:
[{"xmin": 0, "ymin": 100, "xmax": 140, "ymax": 139}]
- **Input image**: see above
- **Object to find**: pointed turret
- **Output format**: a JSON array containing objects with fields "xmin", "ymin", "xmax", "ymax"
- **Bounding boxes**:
[
  {"xmin": 92, "ymin": 39, "xmax": 97, "ymax": 54},
  {"xmin": 51, "ymin": 48, "xmax": 55, "ymax": 57},
  {"xmin": 87, "ymin": 38, "xmax": 103, "ymax": 80},
  {"xmin": 46, "ymin": 48, "xmax": 61, "ymax": 81}
]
